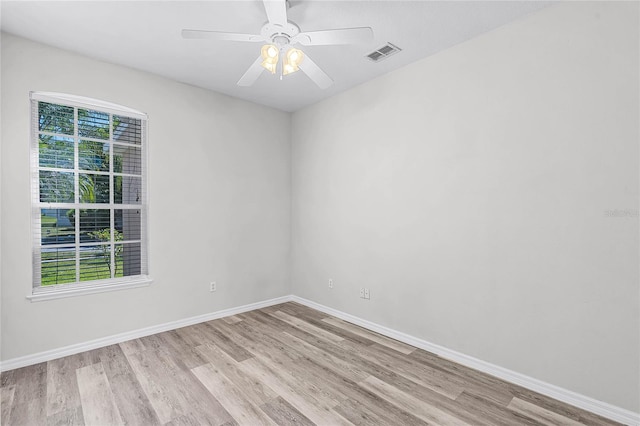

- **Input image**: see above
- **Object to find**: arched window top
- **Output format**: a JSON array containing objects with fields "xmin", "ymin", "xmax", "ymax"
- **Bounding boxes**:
[{"xmin": 31, "ymin": 92, "xmax": 147, "ymax": 120}]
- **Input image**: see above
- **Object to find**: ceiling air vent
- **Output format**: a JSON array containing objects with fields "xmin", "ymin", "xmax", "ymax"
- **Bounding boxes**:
[{"xmin": 366, "ymin": 43, "xmax": 402, "ymax": 62}]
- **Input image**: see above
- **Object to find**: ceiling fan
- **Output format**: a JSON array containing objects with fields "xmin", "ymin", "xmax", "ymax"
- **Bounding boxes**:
[{"xmin": 182, "ymin": 0, "xmax": 374, "ymax": 89}]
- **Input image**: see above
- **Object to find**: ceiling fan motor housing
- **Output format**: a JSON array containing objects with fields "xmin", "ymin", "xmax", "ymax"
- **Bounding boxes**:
[{"xmin": 261, "ymin": 22, "xmax": 300, "ymax": 47}]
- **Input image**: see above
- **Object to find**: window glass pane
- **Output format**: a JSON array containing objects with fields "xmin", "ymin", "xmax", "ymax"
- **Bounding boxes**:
[
  {"xmin": 79, "ymin": 245, "xmax": 112, "ymax": 281},
  {"xmin": 39, "ymin": 135, "xmax": 74, "ymax": 169},
  {"xmin": 79, "ymin": 209, "xmax": 111, "ymax": 243},
  {"xmin": 79, "ymin": 173, "xmax": 110, "ymax": 203},
  {"xmin": 40, "ymin": 171, "xmax": 74, "ymax": 203},
  {"xmin": 78, "ymin": 109, "xmax": 109, "ymax": 140},
  {"xmin": 41, "ymin": 247, "xmax": 76, "ymax": 285},
  {"xmin": 41, "ymin": 209, "xmax": 75, "ymax": 245},
  {"xmin": 39, "ymin": 102, "xmax": 74, "ymax": 135},
  {"xmin": 113, "ymin": 145, "xmax": 141, "ymax": 175},
  {"xmin": 115, "ymin": 209, "xmax": 141, "ymax": 241},
  {"xmin": 115, "ymin": 242, "xmax": 141, "ymax": 278},
  {"xmin": 79, "ymin": 140, "xmax": 109, "ymax": 172},
  {"xmin": 114, "ymin": 176, "xmax": 142, "ymax": 204},
  {"xmin": 113, "ymin": 116, "xmax": 141, "ymax": 145}
]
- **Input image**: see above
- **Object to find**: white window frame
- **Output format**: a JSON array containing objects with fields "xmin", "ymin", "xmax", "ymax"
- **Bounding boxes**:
[{"xmin": 28, "ymin": 92, "xmax": 151, "ymax": 302}]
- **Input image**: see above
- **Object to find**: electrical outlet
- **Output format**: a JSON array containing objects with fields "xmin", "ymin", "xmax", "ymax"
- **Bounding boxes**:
[
  {"xmin": 364, "ymin": 288, "xmax": 370, "ymax": 299},
  {"xmin": 210, "ymin": 281, "xmax": 216, "ymax": 292},
  {"xmin": 328, "ymin": 279, "xmax": 333, "ymax": 289},
  {"xmin": 360, "ymin": 288, "xmax": 365, "ymax": 298}
]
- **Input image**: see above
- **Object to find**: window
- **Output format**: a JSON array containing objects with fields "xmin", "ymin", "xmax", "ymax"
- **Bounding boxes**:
[{"xmin": 30, "ymin": 92, "xmax": 150, "ymax": 300}]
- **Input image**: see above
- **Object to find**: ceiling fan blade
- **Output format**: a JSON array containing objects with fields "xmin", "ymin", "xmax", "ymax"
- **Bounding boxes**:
[
  {"xmin": 294, "ymin": 27, "xmax": 373, "ymax": 46},
  {"xmin": 299, "ymin": 53, "xmax": 333, "ymax": 89},
  {"xmin": 237, "ymin": 56, "xmax": 265, "ymax": 87},
  {"xmin": 263, "ymin": 0, "xmax": 287, "ymax": 26},
  {"xmin": 182, "ymin": 29, "xmax": 264, "ymax": 43}
]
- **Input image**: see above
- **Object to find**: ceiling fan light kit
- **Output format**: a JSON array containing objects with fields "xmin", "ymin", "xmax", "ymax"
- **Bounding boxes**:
[
  {"xmin": 283, "ymin": 48, "xmax": 303, "ymax": 76},
  {"xmin": 182, "ymin": 0, "xmax": 374, "ymax": 89},
  {"xmin": 261, "ymin": 44, "xmax": 279, "ymax": 74}
]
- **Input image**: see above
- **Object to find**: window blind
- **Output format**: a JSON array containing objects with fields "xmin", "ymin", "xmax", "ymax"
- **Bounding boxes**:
[{"xmin": 31, "ymin": 92, "xmax": 149, "ymax": 292}]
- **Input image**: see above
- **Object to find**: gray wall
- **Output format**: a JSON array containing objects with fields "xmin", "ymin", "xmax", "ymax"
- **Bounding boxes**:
[
  {"xmin": 291, "ymin": 2, "xmax": 639, "ymax": 412},
  {"xmin": 1, "ymin": 33, "xmax": 291, "ymax": 361}
]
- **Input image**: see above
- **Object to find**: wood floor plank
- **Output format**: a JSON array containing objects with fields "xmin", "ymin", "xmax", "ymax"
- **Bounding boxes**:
[
  {"xmin": 455, "ymin": 391, "xmax": 543, "ymax": 426},
  {"xmin": 508, "ymin": 397, "xmax": 587, "ymax": 426},
  {"xmin": 260, "ymin": 396, "xmax": 315, "ymax": 426},
  {"xmin": 238, "ymin": 356, "xmax": 351, "ymax": 425},
  {"xmin": 172, "ymin": 323, "xmax": 209, "ymax": 347},
  {"xmin": 46, "ymin": 358, "xmax": 81, "ymax": 418},
  {"xmin": 7, "ymin": 398, "xmax": 46, "ymax": 425},
  {"xmin": 212, "ymin": 318, "xmax": 301, "ymax": 364},
  {"xmin": 45, "ymin": 406, "xmax": 85, "ymax": 426},
  {"xmin": 357, "ymin": 360, "xmax": 493, "ymax": 426},
  {"xmin": 242, "ymin": 310, "xmax": 310, "ymax": 339},
  {"xmin": 281, "ymin": 302, "xmax": 331, "ymax": 320},
  {"xmin": 95, "ymin": 344, "xmax": 161, "ymax": 425},
  {"xmin": 276, "ymin": 331, "xmax": 370, "ymax": 382},
  {"xmin": 196, "ymin": 342, "xmax": 278, "ymax": 407},
  {"xmin": 333, "ymin": 396, "xmax": 427, "ymax": 426},
  {"xmin": 222, "ymin": 315, "xmax": 243, "ymax": 325},
  {"xmin": 46, "ymin": 351, "xmax": 99, "ymax": 416},
  {"xmin": 0, "ymin": 370, "xmax": 16, "ymax": 388},
  {"xmin": 341, "ymin": 340, "xmax": 465, "ymax": 399},
  {"xmin": 302, "ymin": 316, "xmax": 381, "ymax": 346},
  {"xmin": 508, "ymin": 388, "xmax": 621, "ymax": 426},
  {"xmin": 118, "ymin": 338, "xmax": 146, "ymax": 356},
  {"xmin": 1, "ymin": 385, "xmax": 15, "ymax": 425},
  {"xmin": 259, "ymin": 321, "xmax": 447, "ymax": 410},
  {"xmin": 354, "ymin": 361, "xmax": 494, "ymax": 426},
  {"xmin": 10, "ymin": 362, "xmax": 47, "ymax": 404},
  {"xmin": 126, "ymin": 348, "xmax": 194, "ymax": 423},
  {"xmin": 159, "ymin": 329, "xmax": 209, "ymax": 369},
  {"xmin": 322, "ymin": 317, "xmax": 415, "ymax": 354},
  {"xmin": 125, "ymin": 346, "xmax": 234, "ymax": 425},
  {"xmin": 360, "ymin": 375, "xmax": 472, "ymax": 426},
  {"xmin": 192, "ymin": 363, "xmax": 277, "ymax": 425},
  {"xmin": 136, "ymin": 333, "xmax": 171, "ymax": 353},
  {"xmin": 164, "ymin": 413, "xmax": 205, "ymax": 426},
  {"xmin": 253, "ymin": 351, "xmax": 344, "ymax": 409},
  {"xmin": 273, "ymin": 302, "xmax": 367, "ymax": 344},
  {"xmin": 407, "ymin": 348, "xmax": 515, "ymax": 406},
  {"xmin": 76, "ymin": 362, "xmax": 124, "ymax": 426},
  {"xmin": 266, "ymin": 303, "xmax": 330, "ymax": 324},
  {"xmin": 198, "ymin": 321, "xmax": 256, "ymax": 362},
  {"xmin": 270, "ymin": 310, "xmax": 346, "ymax": 343},
  {"xmin": 272, "ymin": 344, "xmax": 435, "ymax": 426}
]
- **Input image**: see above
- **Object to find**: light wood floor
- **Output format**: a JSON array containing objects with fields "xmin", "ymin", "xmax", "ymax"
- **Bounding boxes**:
[{"xmin": 1, "ymin": 302, "xmax": 620, "ymax": 425}]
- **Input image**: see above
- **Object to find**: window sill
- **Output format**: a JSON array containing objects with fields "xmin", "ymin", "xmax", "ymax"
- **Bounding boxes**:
[{"xmin": 26, "ymin": 277, "xmax": 152, "ymax": 302}]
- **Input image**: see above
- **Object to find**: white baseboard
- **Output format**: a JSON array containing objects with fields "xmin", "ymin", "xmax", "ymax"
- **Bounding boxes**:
[
  {"xmin": 0, "ymin": 295, "xmax": 292, "ymax": 373},
  {"xmin": 1, "ymin": 293, "xmax": 637, "ymax": 425},
  {"xmin": 290, "ymin": 296, "xmax": 640, "ymax": 426}
]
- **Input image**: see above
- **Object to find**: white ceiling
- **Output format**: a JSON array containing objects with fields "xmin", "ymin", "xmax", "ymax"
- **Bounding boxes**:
[{"xmin": 1, "ymin": 1, "xmax": 552, "ymax": 112}]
